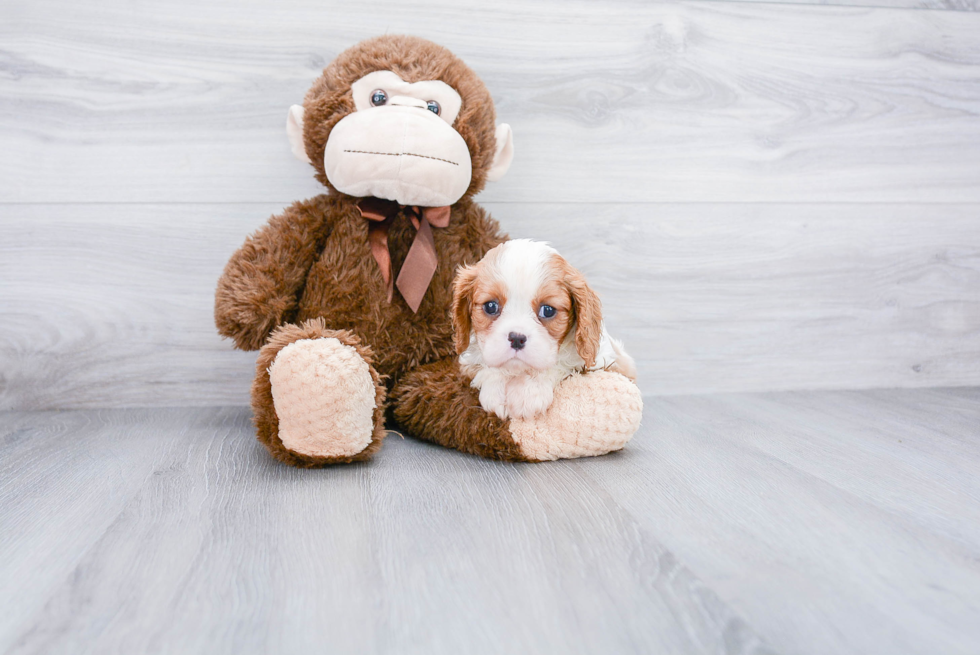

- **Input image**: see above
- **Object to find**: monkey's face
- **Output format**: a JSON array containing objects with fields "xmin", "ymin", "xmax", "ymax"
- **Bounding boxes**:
[
  {"xmin": 286, "ymin": 36, "xmax": 514, "ymax": 207},
  {"xmin": 323, "ymin": 71, "xmax": 472, "ymax": 207}
]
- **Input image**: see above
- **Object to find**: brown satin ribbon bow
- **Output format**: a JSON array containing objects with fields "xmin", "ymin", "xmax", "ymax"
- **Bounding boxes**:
[{"xmin": 358, "ymin": 197, "xmax": 451, "ymax": 313}]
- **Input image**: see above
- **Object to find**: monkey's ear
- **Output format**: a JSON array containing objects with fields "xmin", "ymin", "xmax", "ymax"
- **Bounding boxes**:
[
  {"xmin": 286, "ymin": 105, "xmax": 311, "ymax": 164},
  {"xmin": 485, "ymin": 123, "xmax": 514, "ymax": 182}
]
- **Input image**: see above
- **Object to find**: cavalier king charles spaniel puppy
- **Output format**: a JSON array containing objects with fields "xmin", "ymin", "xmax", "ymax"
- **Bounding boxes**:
[{"xmin": 452, "ymin": 239, "xmax": 636, "ymax": 420}]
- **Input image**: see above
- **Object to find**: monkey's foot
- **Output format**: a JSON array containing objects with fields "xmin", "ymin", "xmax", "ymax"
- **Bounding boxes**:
[
  {"xmin": 509, "ymin": 371, "xmax": 643, "ymax": 461},
  {"xmin": 270, "ymin": 337, "xmax": 378, "ymax": 457},
  {"xmin": 252, "ymin": 320, "xmax": 386, "ymax": 467}
]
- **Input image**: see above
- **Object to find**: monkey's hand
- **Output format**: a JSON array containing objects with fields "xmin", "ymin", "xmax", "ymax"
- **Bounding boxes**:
[
  {"xmin": 214, "ymin": 199, "xmax": 332, "ymax": 351},
  {"xmin": 509, "ymin": 371, "xmax": 642, "ymax": 460}
]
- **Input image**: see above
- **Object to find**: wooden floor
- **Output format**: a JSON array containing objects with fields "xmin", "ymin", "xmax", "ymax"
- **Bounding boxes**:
[{"xmin": 2, "ymin": 387, "xmax": 978, "ymax": 655}]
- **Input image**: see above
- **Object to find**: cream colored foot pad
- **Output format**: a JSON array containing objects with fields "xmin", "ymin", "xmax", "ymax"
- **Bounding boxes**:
[
  {"xmin": 269, "ymin": 337, "xmax": 377, "ymax": 458},
  {"xmin": 510, "ymin": 371, "xmax": 643, "ymax": 461}
]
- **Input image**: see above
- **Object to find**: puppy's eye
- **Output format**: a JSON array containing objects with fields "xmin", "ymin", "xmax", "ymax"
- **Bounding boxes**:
[
  {"xmin": 538, "ymin": 305, "xmax": 557, "ymax": 319},
  {"xmin": 370, "ymin": 89, "xmax": 388, "ymax": 106},
  {"xmin": 483, "ymin": 300, "xmax": 499, "ymax": 316},
  {"xmin": 426, "ymin": 100, "xmax": 441, "ymax": 115}
]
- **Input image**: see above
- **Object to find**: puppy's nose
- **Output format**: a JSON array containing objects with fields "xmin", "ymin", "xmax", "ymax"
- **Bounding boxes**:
[{"xmin": 508, "ymin": 332, "xmax": 527, "ymax": 350}]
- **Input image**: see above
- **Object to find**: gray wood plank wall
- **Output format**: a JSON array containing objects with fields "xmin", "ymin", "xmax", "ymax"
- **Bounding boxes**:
[{"xmin": 2, "ymin": 0, "xmax": 979, "ymax": 410}]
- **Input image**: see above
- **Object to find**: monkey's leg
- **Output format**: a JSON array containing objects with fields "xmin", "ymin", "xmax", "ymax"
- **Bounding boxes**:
[
  {"xmin": 252, "ymin": 319, "xmax": 386, "ymax": 467},
  {"xmin": 391, "ymin": 359, "xmax": 642, "ymax": 462}
]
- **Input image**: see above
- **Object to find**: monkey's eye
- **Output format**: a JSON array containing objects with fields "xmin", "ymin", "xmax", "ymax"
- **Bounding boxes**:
[
  {"xmin": 426, "ymin": 100, "xmax": 441, "ymax": 115},
  {"xmin": 370, "ymin": 89, "xmax": 388, "ymax": 106},
  {"xmin": 483, "ymin": 300, "xmax": 499, "ymax": 316},
  {"xmin": 538, "ymin": 305, "xmax": 557, "ymax": 319}
]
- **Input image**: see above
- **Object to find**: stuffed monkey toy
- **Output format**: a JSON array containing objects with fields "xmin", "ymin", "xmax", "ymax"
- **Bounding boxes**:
[{"xmin": 214, "ymin": 35, "xmax": 642, "ymax": 466}]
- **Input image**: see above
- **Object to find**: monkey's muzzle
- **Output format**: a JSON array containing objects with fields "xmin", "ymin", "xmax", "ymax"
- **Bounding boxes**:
[{"xmin": 324, "ymin": 105, "xmax": 473, "ymax": 207}]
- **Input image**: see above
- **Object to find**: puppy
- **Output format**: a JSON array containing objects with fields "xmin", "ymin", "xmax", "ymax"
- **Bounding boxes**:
[{"xmin": 452, "ymin": 239, "xmax": 636, "ymax": 420}]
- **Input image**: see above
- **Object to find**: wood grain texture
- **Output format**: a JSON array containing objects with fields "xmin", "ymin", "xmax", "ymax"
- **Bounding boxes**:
[
  {"xmin": 0, "ymin": 204, "xmax": 257, "ymax": 411},
  {"xmin": 2, "ymin": 1, "xmax": 980, "ymax": 204},
  {"xmin": 2, "ymin": 202, "xmax": 978, "ymax": 410},
  {"xmin": 0, "ymin": 406, "xmax": 772, "ymax": 655},
  {"xmin": 0, "ymin": 408, "xmax": 246, "ymax": 652},
  {"xmin": 581, "ymin": 387, "xmax": 980, "ymax": 655},
  {"xmin": 2, "ymin": 388, "xmax": 978, "ymax": 653},
  {"xmin": 728, "ymin": 0, "xmax": 980, "ymax": 11}
]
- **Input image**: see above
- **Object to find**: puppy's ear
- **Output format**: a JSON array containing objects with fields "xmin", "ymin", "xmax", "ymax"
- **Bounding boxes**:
[
  {"xmin": 452, "ymin": 264, "xmax": 479, "ymax": 354},
  {"xmin": 566, "ymin": 266, "xmax": 603, "ymax": 368}
]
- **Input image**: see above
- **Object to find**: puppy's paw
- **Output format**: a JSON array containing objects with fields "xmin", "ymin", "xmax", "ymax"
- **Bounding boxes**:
[
  {"xmin": 505, "ymin": 377, "xmax": 554, "ymax": 419},
  {"xmin": 479, "ymin": 382, "xmax": 510, "ymax": 420}
]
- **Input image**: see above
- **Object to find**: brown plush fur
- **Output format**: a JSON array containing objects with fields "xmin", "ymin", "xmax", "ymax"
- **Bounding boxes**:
[
  {"xmin": 215, "ymin": 35, "xmax": 520, "ymax": 466},
  {"xmin": 251, "ymin": 319, "xmax": 387, "ymax": 467},
  {"xmin": 217, "ymin": 193, "xmax": 507, "ymax": 376},
  {"xmin": 215, "ymin": 196, "xmax": 335, "ymax": 351},
  {"xmin": 390, "ymin": 359, "xmax": 535, "ymax": 462}
]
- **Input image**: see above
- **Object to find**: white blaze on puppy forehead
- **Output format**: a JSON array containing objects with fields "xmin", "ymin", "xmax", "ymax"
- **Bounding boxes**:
[{"xmin": 494, "ymin": 239, "xmax": 558, "ymax": 308}]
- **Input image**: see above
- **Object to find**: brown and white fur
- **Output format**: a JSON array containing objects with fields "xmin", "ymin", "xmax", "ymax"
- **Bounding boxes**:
[{"xmin": 452, "ymin": 239, "xmax": 636, "ymax": 420}]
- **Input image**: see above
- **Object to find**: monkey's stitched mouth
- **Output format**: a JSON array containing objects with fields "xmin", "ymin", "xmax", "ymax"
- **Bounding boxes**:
[{"xmin": 343, "ymin": 149, "xmax": 459, "ymax": 166}]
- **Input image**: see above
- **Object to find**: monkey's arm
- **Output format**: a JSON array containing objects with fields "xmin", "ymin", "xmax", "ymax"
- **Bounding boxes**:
[
  {"xmin": 390, "ymin": 359, "xmax": 642, "ymax": 462},
  {"xmin": 215, "ymin": 198, "xmax": 333, "ymax": 351}
]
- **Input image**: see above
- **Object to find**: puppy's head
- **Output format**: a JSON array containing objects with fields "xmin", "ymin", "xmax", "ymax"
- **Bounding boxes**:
[{"xmin": 452, "ymin": 239, "xmax": 603, "ymax": 371}]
